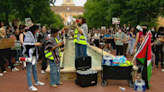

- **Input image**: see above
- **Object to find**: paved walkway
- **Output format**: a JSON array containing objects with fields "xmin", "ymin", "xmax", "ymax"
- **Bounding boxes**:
[{"xmin": 0, "ymin": 51, "xmax": 164, "ymax": 92}]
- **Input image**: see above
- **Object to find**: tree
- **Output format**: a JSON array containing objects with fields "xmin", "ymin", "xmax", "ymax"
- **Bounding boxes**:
[
  {"xmin": 84, "ymin": 0, "xmax": 164, "ymax": 28},
  {"xmin": 52, "ymin": 14, "xmax": 64, "ymax": 29},
  {"xmin": 0, "ymin": 0, "xmax": 63, "ymax": 27},
  {"xmin": 84, "ymin": 0, "xmax": 111, "ymax": 28}
]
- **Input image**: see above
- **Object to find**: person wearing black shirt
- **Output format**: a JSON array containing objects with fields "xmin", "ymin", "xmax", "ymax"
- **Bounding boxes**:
[
  {"xmin": 150, "ymin": 27, "xmax": 156, "ymax": 53},
  {"xmin": 154, "ymin": 27, "xmax": 164, "ymax": 68},
  {"xmin": 38, "ymin": 26, "xmax": 49, "ymax": 74},
  {"xmin": 0, "ymin": 27, "xmax": 19, "ymax": 74}
]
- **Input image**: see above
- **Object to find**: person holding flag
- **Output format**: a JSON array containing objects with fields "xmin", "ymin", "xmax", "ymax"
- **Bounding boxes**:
[{"xmin": 133, "ymin": 25, "xmax": 152, "ymax": 89}]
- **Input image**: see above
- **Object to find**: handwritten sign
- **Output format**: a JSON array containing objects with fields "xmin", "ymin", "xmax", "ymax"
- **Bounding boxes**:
[
  {"xmin": 25, "ymin": 18, "xmax": 33, "ymax": 27},
  {"xmin": 0, "ymin": 38, "xmax": 15, "ymax": 49},
  {"xmin": 112, "ymin": 18, "xmax": 120, "ymax": 24}
]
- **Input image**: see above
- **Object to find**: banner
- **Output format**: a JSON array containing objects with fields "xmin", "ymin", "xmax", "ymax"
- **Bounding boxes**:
[
  {"xmin": 112, "ymin": 18, "xmax": 120, "ymax": 24},
  {"xmin": 0, "ymin": 38, "xmax": 15, "ymax": 49}
]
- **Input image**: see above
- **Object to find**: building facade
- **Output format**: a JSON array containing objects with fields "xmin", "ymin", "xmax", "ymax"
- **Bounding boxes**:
[{"xmin": 51, "ymin": 0, "xmax": 85, "ymax": 25}]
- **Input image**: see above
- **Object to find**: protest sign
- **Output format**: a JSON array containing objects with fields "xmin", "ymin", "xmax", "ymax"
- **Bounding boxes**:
[
  {"xmin": 25, "ymin": 18, "xmax": 33, "ymax": 27},
  {"xmin": 112, "ymin": 18, "xmax": 120, "ymax": 24},
  {"xmin": 0, "ymin": 38, "xmax": 15, "ymax": 49}
]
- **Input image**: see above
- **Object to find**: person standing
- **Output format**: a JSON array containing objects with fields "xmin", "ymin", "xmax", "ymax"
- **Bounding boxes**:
[
  {"xmin": 93, "ymin": 30, "xmax": 100, "ymax": 47},
  {"xmin": 126, "ymin": 28, "xmax": 136, "ymax": 56},
  {"xmin": 111, "ymin": 31, "xmax": 116, "ymax": 50},
  {"xmin": 104, "ymin": 30, "xmax": 112, "ymax": 51},
  {"xmin": 74, "ymin": 17, "xmax": 88, "ymax": 58},
  {"xmin": 115, "ymin": 29, "xmax": 126, "ymax": 56},
  {"xmin": 133, "ymin": 26, "xmax": 148, "ymax": 79},
  {"xmin": 19, "ymin": 26, "xmax": 28, "ymax": 69},
  {"xmin": 39, "ymin": 26, "xmax": 49, "ymax": 74},
  {"xmin": 154, "ymin": 27, "xmax": 164, "ymax": 68},
  {"xmin": 14, "ymin": 28, "xmax": 21, "ymax": 63},
  {"xmin": 23, "ymin": 25, "xmax": 45, "ymax": 91},
  {"xmin": 0, "ymin": 28, "xmax": 19, "ymax": 75},
  {"xmin": 150, "ymin": 27, "xmax": 156, "ymax": 53},
  {"xmin": 44, "ymin": 28, "xmax": 64, "ymax": 87},
  {"xmin": 123, "ymin": 31, "xmax": 129, "ymax": 57}
]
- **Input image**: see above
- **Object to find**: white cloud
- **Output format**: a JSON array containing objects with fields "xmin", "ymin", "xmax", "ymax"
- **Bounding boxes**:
[{"xmin": 55, "ymin": 0, "xmax": 87, "ymax": 6}]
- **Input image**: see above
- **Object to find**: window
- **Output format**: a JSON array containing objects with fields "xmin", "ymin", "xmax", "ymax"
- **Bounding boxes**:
[
  {"xmin": 67, "ymin": 0, "xmax": 70, "ymax": 2},
  {"xmin": 65, "ymin": 14, "xmax": 67, "ymax": 17}
]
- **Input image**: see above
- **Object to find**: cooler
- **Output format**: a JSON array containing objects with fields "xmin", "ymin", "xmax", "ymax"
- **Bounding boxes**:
[{"xmin": 75, "ymin": 56, "xmax": 98, "ymax": 87}]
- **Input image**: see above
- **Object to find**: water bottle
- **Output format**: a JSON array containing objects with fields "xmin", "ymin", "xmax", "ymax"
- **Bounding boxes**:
[{"xmin": 119, "ymin": 86, "xmax": 126, "ymax": 91}]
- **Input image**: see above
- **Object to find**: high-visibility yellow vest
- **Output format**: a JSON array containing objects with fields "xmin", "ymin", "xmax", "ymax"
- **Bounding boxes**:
[
  {"xmin": 73, "ymin": 29, "xmax": 87, "ymax": 45},
  {"xmin": 55, "ymin": 38, "xmax": 61, "ymax": 58},
  {"xmin": 44, "ymin": 38, "xmax": 61, "ymax": 60},
  {"xmin": 44, "ymin": 50, "xmax": 54, "ymax": 60}
]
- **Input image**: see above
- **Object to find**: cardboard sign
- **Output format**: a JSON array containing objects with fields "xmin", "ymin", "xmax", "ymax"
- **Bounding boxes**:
[
  {"xmin": 0, "ymin": 38, "xmax": 15, "ymax": 49},
  {"xmin": 25, "ymin": 18, "xmax": 33, "ymax": 27},
  {"xmin": 112, "ymin": 18, "xmax": 120, "ymax": 24}
]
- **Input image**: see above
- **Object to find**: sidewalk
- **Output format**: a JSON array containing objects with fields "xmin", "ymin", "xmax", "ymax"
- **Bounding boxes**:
[{"xmin": 0, "ymin": 53, "xmax": 164, "ymax": 92}]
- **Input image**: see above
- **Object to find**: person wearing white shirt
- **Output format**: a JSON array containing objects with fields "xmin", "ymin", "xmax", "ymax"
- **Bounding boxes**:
[{"xmin": 93, "ymin": 30, "xmax": 100, "ymax": 47}]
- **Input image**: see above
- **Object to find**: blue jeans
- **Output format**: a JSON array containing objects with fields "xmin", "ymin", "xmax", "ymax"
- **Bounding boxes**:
[
  {"xmin": 26, "ymin": 62, "xmax": 38, "ymax": 87},
  {"xmin": 75, "ymin": 43, "xmax": 87, "ymax": 58},
  {"xmin": 16, "ymin": 50, "xmax": 21, "ymax": 62},
  {"xmin": 49, "ymin": 60, "xmax": 60, "ymax": 85}
]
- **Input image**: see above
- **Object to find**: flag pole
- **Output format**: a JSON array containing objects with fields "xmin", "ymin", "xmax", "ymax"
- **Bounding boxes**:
[{"xmin": 131, "ymin": 31, "xmax": 151, "ymax": 63}]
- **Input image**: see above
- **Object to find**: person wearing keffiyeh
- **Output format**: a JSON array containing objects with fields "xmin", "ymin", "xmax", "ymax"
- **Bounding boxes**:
[
  {"xmin": 22, "ymin": 25, "xmax": 45, "ymax": 91},
  {"xmin": 44, "ymin": 28, "xmax": 64, "ymax": 88}
]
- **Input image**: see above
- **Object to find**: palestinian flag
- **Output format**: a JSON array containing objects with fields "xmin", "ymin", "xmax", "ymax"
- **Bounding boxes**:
[{"xmin": 135, "ymin": 32, "xmax": 152, "ymax": 89}]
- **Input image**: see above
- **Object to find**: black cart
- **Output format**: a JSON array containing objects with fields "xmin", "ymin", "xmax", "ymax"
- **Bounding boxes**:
[{"xmin": 101, "ymin": 65, "xmax": 134, "ymax": 87}]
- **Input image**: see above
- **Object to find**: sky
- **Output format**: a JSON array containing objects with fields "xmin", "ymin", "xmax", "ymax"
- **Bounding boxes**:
[{"xmin": 55, "ymin": 0, "xmax": 87, "ymax": 6}]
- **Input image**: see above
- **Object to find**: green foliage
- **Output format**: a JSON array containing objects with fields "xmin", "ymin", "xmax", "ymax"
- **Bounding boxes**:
[
  {"xmin": 84, "ymin": 0, "xmax": 164, "ymax": 28},
  {"xmin": 0, "ymin": 0, "xmax": 63, "ymax": 27},
  {"xmin": 51, "ymin": 14, "xmax": 64, "ymax": 29},
  {"xmin": 84, "ymin": 0, "xmax": 111, "ymax": 28}
]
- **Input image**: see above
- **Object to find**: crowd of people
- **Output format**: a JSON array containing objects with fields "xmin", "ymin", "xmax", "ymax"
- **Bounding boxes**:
[
  {"xmin": 1, "ymin": 19, "xmax": 164, "ymax": 91},
  {"xmin": 0, "ymin": 21, "xmax": 66, "ymax": 91},
  {"xmin": 87, "ymin": 24, "xmax": 164, "ymax": 70}
]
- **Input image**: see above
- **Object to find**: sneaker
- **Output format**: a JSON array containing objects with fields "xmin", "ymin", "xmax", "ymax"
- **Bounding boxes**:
[
  {"xmin": 29, "ymin": 86, "xmax": 38, "ymax": 91},
  {"xmin": 3, "ymin": 71, "xmax": 7, "ymax": 73},
  {"xmin": 22, "ymin": 66, "xmax": 26, "ymax": 70},
  {"xmin": 16, "ymin": 61, "xmax": 19, "ymax": 63},
  {"xmin": 12, "ymin": 67, "xmax": 19, "ymax": 71},
  {"xmin": 41, "ymin": 70, "xmax": 45, "ymax": 74},
  {"xmin": 35, "ymin": 81, "xmax": 45, "ymax": 86},
  {"xmin": 58, "ymin": 82, "xmax": 63, "ymax": 85},
  {"xmin": 0, "ymin": 73, "xmax": 3, "ymax": 76},
  {"xmin": 51, "ymin": 84, "xmax": 57, "ymax": 87},
  {"xmin": 161, "ymin": 69, "xmax": 164, "ymax": 72}
]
